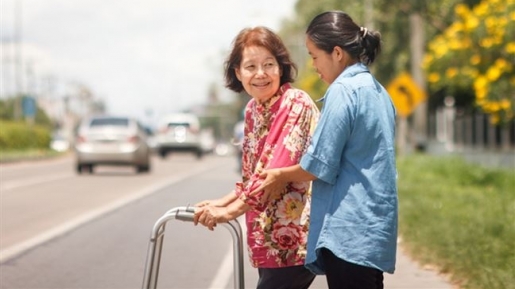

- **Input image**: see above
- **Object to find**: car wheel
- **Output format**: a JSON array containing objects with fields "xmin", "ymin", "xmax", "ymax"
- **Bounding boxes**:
[
  {"xmin": 137, "ymin": 164, "xmax": 150, "ymax": 173},
  {"xmin": 77, "ymin": 164, "xmax": 93, "ymax": 174},
  {"xmin": 159, "ymin": 150, "xmax": 167, "ymax": 159},
  {"xmin": 195, "ymin": 149, "xmax": 203, "ymax": 159}
]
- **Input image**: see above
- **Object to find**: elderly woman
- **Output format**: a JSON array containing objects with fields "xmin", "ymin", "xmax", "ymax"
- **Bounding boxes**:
[{"xmin": 193, "ymin": 26, "xmax": 319, "ymax": 289}]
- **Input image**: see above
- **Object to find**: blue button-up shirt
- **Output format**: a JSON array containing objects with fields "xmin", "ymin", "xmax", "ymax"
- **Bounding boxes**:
[{"xmin": 300, "ymin": 63, "xmax": 398, "ymax": 274}]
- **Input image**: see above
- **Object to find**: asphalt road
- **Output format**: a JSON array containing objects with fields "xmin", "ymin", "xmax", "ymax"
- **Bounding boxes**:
[{"xmin": 0, "ymin": 153, "xmax": 453, "ymax": 289}]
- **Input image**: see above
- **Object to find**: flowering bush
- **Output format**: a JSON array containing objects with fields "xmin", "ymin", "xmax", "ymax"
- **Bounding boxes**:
[{"xmin": 423, "ymin": 0, "xmax": 515, "ymax": 124}]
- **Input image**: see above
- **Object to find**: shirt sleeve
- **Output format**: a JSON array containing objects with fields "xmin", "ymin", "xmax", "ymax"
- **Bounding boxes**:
[
  {"xmin": 238, "ymin": 91, "xmax": 318, "ymax": 211},
  {"xmin": 300, "ymin": 83, "xmax": 354, "ymax": 185}
]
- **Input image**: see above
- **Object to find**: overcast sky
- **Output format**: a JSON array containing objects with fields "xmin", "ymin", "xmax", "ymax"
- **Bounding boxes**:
[{"xmin": 1, "ymin": 0, "xmax": 297, "ymax": 124}]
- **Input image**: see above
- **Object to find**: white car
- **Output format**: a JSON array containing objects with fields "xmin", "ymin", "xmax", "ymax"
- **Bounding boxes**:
[{"xmin": 155, "ymin": 113, "xmax": 203, "ymax": 159}]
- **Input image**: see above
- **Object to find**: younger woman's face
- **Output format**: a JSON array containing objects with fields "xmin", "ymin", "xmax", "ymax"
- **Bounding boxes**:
[
  {"xmin": 235, "ymin": 46, "xmax": 281, "ymax": 103},
  {"xmin": 305, "ymin": 37, "xmax": 344, "ymax": 84}
]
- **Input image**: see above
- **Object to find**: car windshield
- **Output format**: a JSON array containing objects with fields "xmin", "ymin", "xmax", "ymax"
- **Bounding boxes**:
[
  {"xmin": 90, "ymin": 118, "xmax": 129, "ymax": 127},
  {"xmin": 168, "ymin": 122, "xmax": 190, "ymax": 128}
]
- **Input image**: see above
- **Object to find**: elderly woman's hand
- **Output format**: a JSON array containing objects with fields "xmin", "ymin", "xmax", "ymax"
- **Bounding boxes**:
[{"xmin": 193, "ymin": 205, "xmax": 230, "ymax": 231}]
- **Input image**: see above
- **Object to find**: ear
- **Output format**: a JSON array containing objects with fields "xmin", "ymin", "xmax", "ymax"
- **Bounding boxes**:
[
  {"xmin": 235, "ymin": 68, "xmax": 242, "ymax": 81},
  {"xmin": 332, "ymin": 46, "xmax": 345, "ymax": 62}
]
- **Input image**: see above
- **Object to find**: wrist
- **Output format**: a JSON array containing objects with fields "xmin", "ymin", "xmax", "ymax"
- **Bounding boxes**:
[
  {"xmin": 223, "ymin": 206, "xmax": 234, "ymax": 222},
  {"xmin": 276, "ymin": 168, "xmax": 286, "ymax": 183}
]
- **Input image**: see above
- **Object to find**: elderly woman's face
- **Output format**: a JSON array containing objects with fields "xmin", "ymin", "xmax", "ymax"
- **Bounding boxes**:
[{"xmin": 235, "ymin": 45, "xmax": 282, "ymax": 103}]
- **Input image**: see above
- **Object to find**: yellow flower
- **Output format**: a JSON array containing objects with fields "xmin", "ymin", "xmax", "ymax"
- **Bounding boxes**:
[
  {"xmin": 428, "ymin": 73, "xmax": 440, "ymax": 83},
  {"xmin": 511, "ymin": 12, "xmax": 515, "ymax": 21},
  {"xmin": 500, "ymin": 99, "xmax": 512, "ymax": 110},
  {"xmin": 505, "ymin": 42, "xmax": 515, "ymax": 54},
  {"xmin": 470, "ymin": 54, "xmax": 481, "ymax": 65},
  {"xmin": 475, "ymin": 87, "xmax": 487, "ymax": 100},
  {"xmin": 474, "ymin": 0, "xmax": 492, "ymax": 16},
  {"xmin": 494, "ymin": 58, "xmax": 510, "ymax": 71},
  {"xmin": 487, "ymin": 66, "xmax": 502, "ymax": 81},
  {"xmin": 449, "ymin": 39, "xmax": 465, "ymax": 50},
  {"xmin": 446, "ymin": 68, "xmax": 458, "ymax": 78},
  {"xmin": 485, "ymin": 17, "xmax": 497, "ymax": 30},
  {"xmin": 434, "ymin": 45, "xmax": 448, "ymax": 59},
  {"xmin": 465, "ymin": 17, "xmax": 480, "ymax": 31},
  {"xmin": 474, "ymin": 75, "xmax": 489, "ymax": 90},
  {"xmin": 480, "ymin": 38, "xmax": 494, "ymax": 48},
  {"xmin": 455, "ymin": 4, "xmax": 470, "ymax": 17},
  {"xmin": 488, "ymin": 102, "xmax": 502, "ymax": 113}
]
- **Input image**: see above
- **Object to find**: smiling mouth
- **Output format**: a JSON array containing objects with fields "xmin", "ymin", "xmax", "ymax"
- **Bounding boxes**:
[{"xmin": 252, "ymin": 82, "xmax": 270, "ymax": 87}]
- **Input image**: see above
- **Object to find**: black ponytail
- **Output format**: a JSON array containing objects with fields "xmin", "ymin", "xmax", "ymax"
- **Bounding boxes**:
[{"xmin": 359, "ymin": 28, "xmax": 381, "ymax": 65}]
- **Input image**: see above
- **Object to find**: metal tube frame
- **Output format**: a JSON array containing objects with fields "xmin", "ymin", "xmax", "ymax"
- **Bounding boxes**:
[{"xmin": 142, "ymin": 206, "xmax": 244, "ymax": 289}]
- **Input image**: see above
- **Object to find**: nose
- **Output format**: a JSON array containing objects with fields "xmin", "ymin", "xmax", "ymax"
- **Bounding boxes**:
[{"xmin": 255, "ymin": 66, "xmax": 266, "ymax": 77}]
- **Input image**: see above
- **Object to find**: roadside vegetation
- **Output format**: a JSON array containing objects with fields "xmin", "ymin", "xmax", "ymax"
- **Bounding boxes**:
[
  {"xmin": 0, "ymin": 117, "xmax": 58, "ymax": 164},
  {"xmin": 397, "ymin": 153, "xmax": 515, "ymax": 289},
  {"xmin": 0, "ymin": 97, "xmax": 63, "ymax": 163}
]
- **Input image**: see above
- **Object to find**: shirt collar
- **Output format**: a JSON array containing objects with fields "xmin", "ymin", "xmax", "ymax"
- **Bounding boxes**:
[
  {"xmin": 255, "ymin": 83, "xmax": 289, "ymax": 109},
  {"xmin": 316, "ymin": 63, "xmax": 369, "ymax": 102}
]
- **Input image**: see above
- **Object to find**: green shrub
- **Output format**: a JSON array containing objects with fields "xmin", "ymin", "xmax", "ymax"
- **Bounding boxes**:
[{"xmin": 0, "ymin": 121, "xmax": 51, "ymax": 150}]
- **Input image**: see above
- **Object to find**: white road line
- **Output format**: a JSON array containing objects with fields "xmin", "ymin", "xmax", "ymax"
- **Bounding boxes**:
[
  {"xmin": 0, "ymin": 162, "xmax": 221, "ymax": 263},
  {"xmin": 0, "ymin": 173, "xmax": 75, "ymax": 192},
  {"xmin": 208, "ymin": 242, "xmax": 233, "ymax": 289}
]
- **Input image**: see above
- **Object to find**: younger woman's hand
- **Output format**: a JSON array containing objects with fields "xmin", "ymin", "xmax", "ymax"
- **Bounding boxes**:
[{"xmin": 251, "ymin": 168, "xmax": 288, "ymax": 203}]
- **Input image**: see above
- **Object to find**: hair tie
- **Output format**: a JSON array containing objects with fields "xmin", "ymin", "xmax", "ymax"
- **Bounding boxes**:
[{"xmin": 360, "ymin": 27, "xmax": 368, "ymax": 38}]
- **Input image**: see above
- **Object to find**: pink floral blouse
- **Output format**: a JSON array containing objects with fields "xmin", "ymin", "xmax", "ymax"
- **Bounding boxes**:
[{"xmin": 234, "ymin": 83, "xmax": 319, "ymax": 268}]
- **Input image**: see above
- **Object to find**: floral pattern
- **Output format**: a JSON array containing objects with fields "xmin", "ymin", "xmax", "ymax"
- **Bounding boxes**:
[{"xmin": 234, "ymin": 83, "xmax": 319, "ymax": 268}]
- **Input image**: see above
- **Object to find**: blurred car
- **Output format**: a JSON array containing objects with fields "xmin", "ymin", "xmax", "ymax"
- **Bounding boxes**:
[
  {"xmin": 155, "ymin": 113, "xmax": 203, "ymax": 159},
  {"xmin": 50, "ymin": 132, "xmax": 70, "ymax": 152},
  {"xmin": 74, "ymin": 116, "xmax": 151, "ymax": 174}
]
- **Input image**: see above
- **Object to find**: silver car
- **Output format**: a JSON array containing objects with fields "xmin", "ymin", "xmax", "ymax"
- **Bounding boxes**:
[{"xmin": 74, "ymin": 116, "xmax": 151, "ymax": 174}]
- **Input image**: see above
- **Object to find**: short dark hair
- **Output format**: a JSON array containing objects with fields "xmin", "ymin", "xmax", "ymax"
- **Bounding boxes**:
[
  {"xmin": 306, "ymin": 11, "xmax": 382, "ymax": 65},
  {"xmin": 224, "ymin": 26, "xmax": 297, "ymax": 93}
]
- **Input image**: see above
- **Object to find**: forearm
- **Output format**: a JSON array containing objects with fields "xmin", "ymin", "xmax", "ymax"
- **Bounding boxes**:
[
  {"xmin": 224, "ymin": 198, "xmax": 250, "ymax": 221},
  {"xmin": 216, "ymin": 190, "xmax": 239, "ymax": 206},
  {"xmin": 277, "ymin": 164, "xmax": 317, "ymax": 183}
]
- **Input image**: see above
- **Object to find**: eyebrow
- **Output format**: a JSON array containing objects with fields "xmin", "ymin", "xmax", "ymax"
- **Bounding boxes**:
[{"xmin": 241, "ymin": 57, "xmax": 276, "ymax": 65}]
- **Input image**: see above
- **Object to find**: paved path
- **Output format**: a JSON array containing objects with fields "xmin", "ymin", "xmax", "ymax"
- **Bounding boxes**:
[
  {"xmin": 384, "ymin": 240, "xmax": 455, "ymax": 289},
  {"xmin": 243, "ymin": 238, "xmax": 456, "ymax": 289}
]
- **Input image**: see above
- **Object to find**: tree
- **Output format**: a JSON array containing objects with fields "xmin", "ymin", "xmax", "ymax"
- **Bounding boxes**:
[{"xmin": 423, "ymin": 0, "xmax": 515, "ymax": 125}]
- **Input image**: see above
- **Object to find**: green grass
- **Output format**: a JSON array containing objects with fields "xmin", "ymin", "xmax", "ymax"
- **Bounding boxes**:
[{"xmin": 397, "ymin": 154, "xmax": 515, "ymax": 289}]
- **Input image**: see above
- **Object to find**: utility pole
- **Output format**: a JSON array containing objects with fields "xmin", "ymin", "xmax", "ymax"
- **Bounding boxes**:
[
  {"xmin": 410, "ymin": 13, "xmax": 428, "ymax": 151},
  {"xmin": 13, "ymin": 0, "xmax": 23, "ymax": 120}
]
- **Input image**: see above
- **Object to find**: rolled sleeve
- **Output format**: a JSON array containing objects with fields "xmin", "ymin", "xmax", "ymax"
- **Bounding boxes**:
[{"xmin": 300, "ymin": 151, "xmax": 338, "ymax": 185}]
